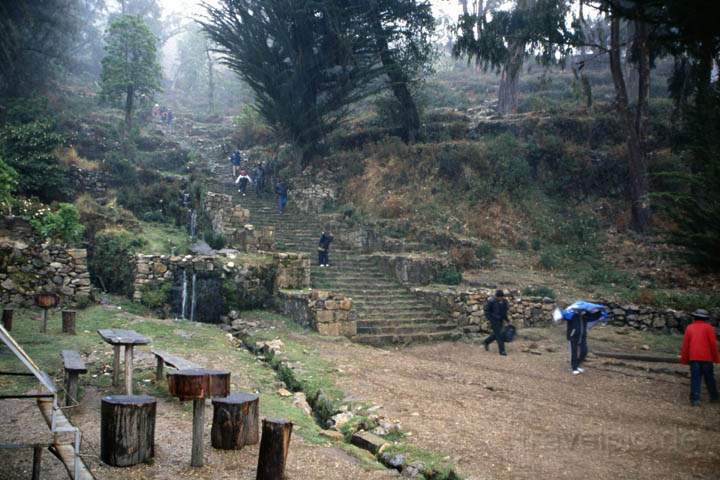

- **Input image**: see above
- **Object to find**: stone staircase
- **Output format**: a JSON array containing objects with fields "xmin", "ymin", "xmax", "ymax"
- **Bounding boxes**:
[{"xmin": 219, "ymin": 187, "xmax": 457, "ymax": 344}]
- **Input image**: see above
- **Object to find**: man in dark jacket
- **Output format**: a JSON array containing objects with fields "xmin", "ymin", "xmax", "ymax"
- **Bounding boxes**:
[
  {"xmin": 483, "ymin": 290, "xmax": 508, "ymax": 355},
  {"xmin": 680, "ymin": 309, "xmax": 719, "ymax": 406},
  {"xmin": 318, "ymin": 231, "xmax": 334, "ymax": 267},
  {"xmin": 254, "ymin": 163, "xmax": 265, "ymax": 197},
  {"xmin": 275, "ymin": 180, "xmax": 288, "ymax": 214}
]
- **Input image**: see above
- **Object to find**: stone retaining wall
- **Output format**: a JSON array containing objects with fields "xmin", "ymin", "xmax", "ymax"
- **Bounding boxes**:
[
  {"xmin": 275, "ymin": 289, "xmax": 356, "ymax": 337},
  {"xmin": 411, "ymin": 285, "xmax": 716, "ymax": 335},
  {"xmin": 273, "ymin": 252, "xmax": 311, "ymax": 290},
  {"xmin": 203, "ymin": 191, "xmax": 257, "ymax": 251},
  {"xmin": 369, "ymin": 253, "xmax": 449, "ymax": 285},
  {"xmin": 67, "ymin": 166, "xmax": 110, "ymax": 201},
  {"xmin": 1, "ymin": 218, "xmax": 91, "ymax": 307}
]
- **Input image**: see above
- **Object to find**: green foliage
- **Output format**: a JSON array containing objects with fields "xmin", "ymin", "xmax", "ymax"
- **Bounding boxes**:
[
  {"xmin": 101, "ymin": 15, "xmax": 162, "ymax": 130},
  {"xmin": 0, "ymin": 116, "xmax": 68, "ymax": 201},
  {"xmin": 437, "ymin": 266, "xmax": 462, "ymax": 285},
  {"xmin": 538, "ymin": 250, "xmax": 561, "ymax": 270},
  {"xmin": 204, "ymin": 230, "xmax": 226, "ymax": 250},
  {"xmin": 0, "ymin": 155, "xmax": 17, "ymax": 213},
  {"xmin": 531, "ymin": 238, "xmax": 542, "ymax": 251},
  {"xmin": 29, "ymin": 203, "xmax": 85, "ymax": 245},
  {"xmin": 516, "ymin": 239, "xmax": 529, "ymax": 251},
  {"xmin": 89, "ymin": 229, "xmax": 146, "ymax": 296},
  {"xmin": 232, "ymin": 105, "xmax": 273, "ymax": 147},
  {"xmin": 474, "ymin": 241, "xmax": 495, "ymax": 263},
  {"xmin": 626, "ymin": 289, "xmax": 720, "ymax": 312},
  {"xmin": 116, "ymin": 169, "xmax": 184, "ymax": 225},
  {"xmin": 140, "ymin": 282, "xmax": 172, "ymax": 310},
  {"xmin": 521, "ymin": 285, "xmax": 556, "ymax": 299},
  {"xmin": 485, "ymin": 133, "xmax": 531, "ymax": 195}
]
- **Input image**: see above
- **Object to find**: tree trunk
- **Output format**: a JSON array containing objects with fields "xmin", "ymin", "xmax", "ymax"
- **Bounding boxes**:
[
  {"xmin": 609, "ymin": 14, "xmax": 649, "ymax": 232},
  {"xmin": 256, "ymin": 418, "xmax": 293, "ymax": 480},
  {"xmin": 101, "ymin": 395, "xmax": 156, "ymax": 467},
  {"xmin": 211, "ymin": 393, "xmax": 260, "ymax": 449},
  {"xmin": 124, "ymin": 84, "xmax": 134, "ymax": 135},
  {"xmin": 497, "ymin": 40, "xmax": 524, "ymax": 115},
  {"xmin": 61, "ymin": 310, "xmax": 76, "ymax": 335},
  {"xmin": 373, "ymin": 20, "xmax": 421, "ymax": 142},
  {"xmin": 191, "ymin": 399, "xmax": 205, "ymax": 467},
  {"xmin": 206, "ymin": 46, "xmax": 215, "ymax": 115},
  {"xmin": 670, "ymin": 55, "xmax": 691, "ymax": 132}
]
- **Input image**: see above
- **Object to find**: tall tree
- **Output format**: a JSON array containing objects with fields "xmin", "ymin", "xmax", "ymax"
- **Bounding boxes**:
[
  {"xmin": 366, "ymin": 0, "xmax": 435, "ymax": 142},
  {"xmin": 454, "ymin": 0, "xmax": 574, "ymax": 114},
  {"xmin": 202, "ymin": 0, "xmax": 385, "ymax": 168},
  {"xmin": 100, "ymin": 15, "xmax": 162, "ymax": 134}
]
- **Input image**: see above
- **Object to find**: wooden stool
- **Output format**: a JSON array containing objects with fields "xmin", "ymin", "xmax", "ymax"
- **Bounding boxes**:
[
  {"xmin": 211, "ymin": 392, "xmax": 259, "ymax": 449},
  {"xmin": 256, "ymin": 418, "xmax": 293, "ymax": 480},
  {"xmin": 101, "ymin": 395, "xmax": 156, "ymax": 467}
]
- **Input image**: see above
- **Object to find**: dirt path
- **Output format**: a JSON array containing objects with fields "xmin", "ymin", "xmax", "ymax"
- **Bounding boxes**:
[{"xmin": 289, "ymin": 326, "xmax": 720, "ymax": 480}]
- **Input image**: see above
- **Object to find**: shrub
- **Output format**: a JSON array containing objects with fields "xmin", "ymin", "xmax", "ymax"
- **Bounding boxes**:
[
  {"xmin": 89, "ymin": 229, "xmax": 146, "ymax": 295},
  {"xmin": 522, "ymin": 285, "xmax": 556, "ymax": 299},
  {"xmin": 474, "ymin": 241, "xmax": 495, "ymax": 263},
  {"xmin": 516, "ymin": 239, "xmax": 529, "ymax": 251},
  {"xmin": 140, "ymin": 282, "xmax": 172, "ymax": 310},
  {"xmin": 485, "ymin": 133, "xmax": 531, "ymax": 195},
  {"xmin": 539, "ymin": 251, "xmax": 561, "ymax": 270},
  {"xmin": 437, "ymin": 266, "xmax": 462, "ymax": 285},
  {"xmin": 449, "ymin": 247, "xmax": 477, "ymax": 269},
  {"xmin": 232, "ymin": 105, "xmax": 273, "ymax": 147},
  {"xmin": 531, "ymin": 238, "xmax": 542, "ymax": 251},
  {"xmin": 204, "ymin": 230, "xmax": 226, "ymax": 250},
  {"xmin": 30, "ymin": 203, "xmax": 85, "ymax": 245},
  {"xmin": 75, "ymin": 194, "xmax": 139, "ymax": 242},
  {"xmin": 0, "ymin": 156, "xmax": 18, "ymax": 214}
]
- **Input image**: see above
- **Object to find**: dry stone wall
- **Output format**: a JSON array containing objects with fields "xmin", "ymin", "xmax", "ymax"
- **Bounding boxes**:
[
  {"xmin": 412, "ymin": 286, "xmax": 715, "ymax": 335},
  {"xmin": 1, "ymin": 218, "xmax": 91, "ymax": 307},
  {"xmin": 275, "ymin": 289, "xmax": 356, "ymax": 337},
  {"xmin": 203, "ymin": 191, "xmax": 257, "ymax": 251},
  {"xmin": 369, "ymin": 253, "xmax": 449, "ymax": 285}
]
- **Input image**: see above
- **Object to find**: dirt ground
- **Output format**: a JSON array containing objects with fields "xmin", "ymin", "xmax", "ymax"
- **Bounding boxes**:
[
  {"xmin": 0, "ymin": 338, "xmax": 394, "ymax": 480},
  {"xmin": 289, "ymin": 325, "xmax": 720, "ymax": 480}
]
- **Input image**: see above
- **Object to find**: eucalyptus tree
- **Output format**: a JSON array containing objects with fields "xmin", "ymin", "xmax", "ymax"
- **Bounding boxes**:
[{"xmin": 100, "ymin": 15, "xmax": 162, "ymax": 134}]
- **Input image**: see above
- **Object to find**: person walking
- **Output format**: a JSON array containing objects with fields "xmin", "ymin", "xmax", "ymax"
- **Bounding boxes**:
[
  {"xmin": 254, "ymin": 163, "xmax": 265, "ymax": 197},
  {"xmin": 230, "ymin": 149, "xmax": 242, "ymax": 177},
  {"xmin": 235, "ymin": 169, "xmax": 252, "ymax": 196},
  {"xmin": 680, "ymin": 309, "xmax": 719, "ymax": 406},
  {"xmin": 558, "ymin": 301, "xmax": 608, "ymax": 375},
  {"xmin": 318, "ymin": 231, "xmax": 334, "ymax": 267},
  {"xmin": 483, "ymin": 290, "xmax": 508, "ymax": 355},
  {"xmin": 275, "ymin": 180, "xmax": 288, "ymax": 214}
]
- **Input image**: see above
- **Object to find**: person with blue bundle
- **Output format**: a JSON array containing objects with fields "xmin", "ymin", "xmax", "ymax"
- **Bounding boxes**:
[{"xmin": 554, "ymin": 301, "xmax": 608, "ymax": 375}]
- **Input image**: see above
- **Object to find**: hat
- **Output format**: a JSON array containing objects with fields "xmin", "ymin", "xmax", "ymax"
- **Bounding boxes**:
[
  {"xmin": 691, "ymin": 309, "xmax": 710, "ymax": 320},
  {"xmin": 495, "ymin": 289, "xmax": 504, "ymax": 297}
]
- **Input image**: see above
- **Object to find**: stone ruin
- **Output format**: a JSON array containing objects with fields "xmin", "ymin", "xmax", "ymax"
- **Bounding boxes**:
[{"xmin": 276, "ymin": 288, "xmax": 356, "ymax": 337}]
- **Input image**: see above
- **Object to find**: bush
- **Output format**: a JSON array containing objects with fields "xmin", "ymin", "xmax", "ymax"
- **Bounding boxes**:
[
  {"xmin": 204, "ymin": 230, "xmax": 226, "ymax": 250},
  {"xmin": 521, "ymin": 285, "xmax": 556, "ymax": 299},
  {"xmin": 89, "ymin": 229, "xmax": 146, "ymax": 295},
  {"xmin": 485, "ymin": 133, "xmax": 531, "ymax": 195},
  {"xmin": 30, "ymin": 203, "xmax": 85, "ymax": 245},
  {"xmin": 449, "ymin": 247, "xmax": 477, "ymax": 269},
  {"xmin": 232, "ymin": 105, "xmax": 273, "ymax": 147},
  {"xmin": 516, "ymin": 239, "xmax": 529, "ymax": 251},
  {"xmin": 75, "ymin": 194, "xmax": 139, "ymax": 242},
  {"xmin": 531, "ymin": 238, "xmax": 542, "ymax": 251},
  {"xmin": 437, "ymin": 266, "xmax": 462, "ymax": 285},
  {"xmin": 474, "ymin": 241, "xmax": 495, "ymax": 264},
  {"xmin": 0, "ymin": 156, "xmax": 18, "ymax": 214},
  {"xmin": 140, "ymin": 282, "xmax": 172, "ymax": 310},
  {"xmin": 539, "ymin": 251, "xmax": 561, "ymax": 270}
]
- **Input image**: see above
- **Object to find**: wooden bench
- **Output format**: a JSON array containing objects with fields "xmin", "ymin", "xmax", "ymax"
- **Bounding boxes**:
[
  {"xmin": 151, "ymin": 349, "xmax": 201, "ymax": 381},
  {"xmin": 61, "ymin": 350, "xmax": 87, "ymax": 407}
]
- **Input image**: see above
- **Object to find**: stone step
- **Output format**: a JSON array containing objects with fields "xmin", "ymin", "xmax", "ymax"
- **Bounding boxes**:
[
  {"xmin": 357, "ymin": 323, "xmax": 457, "ymax": 335},
  {"xmin": 353, "ymin": 330, "xmax": 461, "ymax": 346}
]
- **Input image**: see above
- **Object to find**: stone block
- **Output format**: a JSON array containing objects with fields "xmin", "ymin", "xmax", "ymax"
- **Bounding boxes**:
[
  {"xmin": 340, "ymin": 321, "xmax": 357, "ymax": 337},
  {"xmin": 339, "ymin": 298, "xmax": 352, "ymax": 310},
  {"xmin": 350, "ymin": 431, "xmax": 388, "ymax": 454},
  {"xmin": 315, "ymin": 310, "xmax": 334, "ymax": 324},
  {"xmin": 316, "ymin": 322, "xmax": 340, "ymax": 336}
]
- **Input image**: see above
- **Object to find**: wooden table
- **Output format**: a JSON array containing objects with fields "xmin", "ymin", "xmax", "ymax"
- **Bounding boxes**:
[{"xmin": 97, "ymin": 329, "xmax": 150, "ymax": 395}]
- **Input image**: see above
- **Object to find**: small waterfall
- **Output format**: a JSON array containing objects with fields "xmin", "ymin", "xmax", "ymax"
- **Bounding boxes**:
[
  {"xmin": 190, "ymin": 273, "xmax": 197, "ymax": 322},
  {"xmin": 190, "ymin": 210, "xmax": 197, "ymax": 239},
  {"xmin": 180, "ymin": 269, "xmax": 188, "ymax": 320}
]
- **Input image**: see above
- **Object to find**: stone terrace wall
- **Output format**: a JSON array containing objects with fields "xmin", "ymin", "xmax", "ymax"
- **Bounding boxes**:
[
  {"xmin": 1, "ymin": 218, "xmax": 91, "ymax": 307},
  {"xmin": 369, "ymin": 253, "xmax": 449, "ymax": 285},
  {"xmin": 204, "ymin": 191, "xmax": 257, "ymax": 251},
  {"xmin": 273, "ymin": 252, "xmax": 311, "ymax": 290},
  {"xmin": 275, "ymin": 289, "xmax": 356, "ymax": 337},
  {"xmin": 412, "ymin": 286, "xmax": 715, "ymax": 335}
]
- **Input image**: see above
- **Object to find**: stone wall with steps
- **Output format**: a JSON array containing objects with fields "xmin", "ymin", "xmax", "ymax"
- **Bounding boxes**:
[
  {"xmin": 368, "ymin": 253, "xmax": 450, "ymax": 286},
  {"xmin": 203, "ymin": 191, "xmax": 258, "ymax": 251},
  {"xmin": 275, "ymin": 289, "xmax": 356, "ymax": 337},
  {"xmin": 1, "ymin": 217, "xmax": 91, "ymax": 307}
]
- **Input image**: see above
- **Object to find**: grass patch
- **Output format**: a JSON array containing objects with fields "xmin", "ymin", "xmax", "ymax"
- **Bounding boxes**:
[
  {"xmin": 623, "ymin": 289, "xmax": 720, "ymax": 312},
  {"xmin": 138, "ymin": 221, "xmax": 191, "ymax": 255}
]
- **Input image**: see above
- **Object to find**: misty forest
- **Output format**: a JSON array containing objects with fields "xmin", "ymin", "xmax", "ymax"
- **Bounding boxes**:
[{"xmin": 0, "ymin": 1, "xmax": 719, "ymax": 479}]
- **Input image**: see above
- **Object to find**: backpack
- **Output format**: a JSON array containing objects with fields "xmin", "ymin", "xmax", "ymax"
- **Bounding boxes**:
[{"xmin": 501, "ymin": 325, "xmax": 517, "ymax": 343}]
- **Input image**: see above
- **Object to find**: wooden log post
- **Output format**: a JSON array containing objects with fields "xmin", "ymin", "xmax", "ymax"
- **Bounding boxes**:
[
  {"xmin": 191, "ymin": 399, "xmax": 205, "ymax": 467},
  {"xmin": 32, "ymin": 445, "xmax": 42, "ymax": 480},
  {"xmin": 2, "ymin": 308, "xmax": 13, "ymax": 331},
  {"xmin": 124, "ymin": 345, "xmax": 134, "ymax": 395},
  {"xmin": 256, "ymin": 418, "xmax": 293, "ymax": 480},
  {"xmin": 66, "ymin": 372, "xmax": 79, "ymax": 407},
  {"xmin": 155, "ymin": 356, "xmax": 164, "ymax": 381},
  {"xmin": 61, "ymin": 310, "xmax": 76, "ymax": 335},
  {"xmin": 100, "ymin": 395, "xmax": 156, "ymax": 467},
  {"xmin": 112, "ymin": 345, "xmax": 121, "ymax": 387},
  {"xmin": 41, "ymin": 309, "xmax": 49, "ymax": 333},
  {"xmin": 211, "ymin": 393, "xmax": 259, "ymax": 449}
]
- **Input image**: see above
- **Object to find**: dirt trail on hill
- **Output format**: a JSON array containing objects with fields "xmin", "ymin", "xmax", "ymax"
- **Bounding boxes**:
[{"xmin": 291, "ymin": 326, "xmax": 720, "ymax": 480}]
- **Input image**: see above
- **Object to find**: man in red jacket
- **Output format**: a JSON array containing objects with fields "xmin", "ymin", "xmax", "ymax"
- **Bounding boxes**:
[{"xmin": 680, "ymin": 309, "xmax": 719, "ymax": 406}]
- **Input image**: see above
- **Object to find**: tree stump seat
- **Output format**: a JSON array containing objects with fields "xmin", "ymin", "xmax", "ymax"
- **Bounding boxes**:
[
  {"xmin": 211, "ymin": 392, "xmax": 260, "ymax": 450},
  {"xmin": 61, "ymin": 350, "xmax": 87, "ymax": 407},
  {"xmin": 100, "ymin": 395, "xmax": 156, "ymax": 467},
  {"xmin": 151, "ymin": 349, "xmax": 201, "ymax": 381}
]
